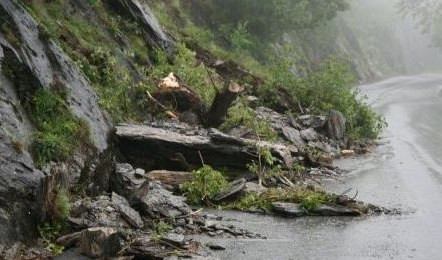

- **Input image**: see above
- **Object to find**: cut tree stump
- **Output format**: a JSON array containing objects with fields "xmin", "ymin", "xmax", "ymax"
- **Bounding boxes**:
[{"xmin": 204, "ymin": 81, "xmax": 243, "ymax": 128}]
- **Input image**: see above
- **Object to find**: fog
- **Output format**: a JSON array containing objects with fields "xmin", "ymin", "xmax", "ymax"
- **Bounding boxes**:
[{"xmin": 346, "ymin": 0, "xmax": 442, "ymax": 75}]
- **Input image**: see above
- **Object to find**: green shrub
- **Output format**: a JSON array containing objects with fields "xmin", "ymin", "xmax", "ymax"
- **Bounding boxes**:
[
  {"xmin": 54, "ymin": 189, "xmax": 70, "ymax": 221},
  {"xmin": 221, "ymin": 98, "xmax": 277, "ymax": 141},
  {"xmin": 38, "ymin": 222, "xmax": 65, "ymax": 254},
  {"xmin": 180, "ymin": 165, "xmax": 228, "ymax": 205},
  {"xmin": 261, "ymin": 56, "xmax": 386, "ymax": 140},
  {"xmin": 30, "ymin": 89, "xmax": 90, "ymax": 167},
  {"xmin": 228, "ymin": 21, "xmax": 253, "ymax": 52}
]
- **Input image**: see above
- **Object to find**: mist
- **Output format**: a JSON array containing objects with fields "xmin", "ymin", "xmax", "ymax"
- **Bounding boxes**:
[{"xmin": 344, "ymin": 0, "xmax": 442, "ymax": 75}]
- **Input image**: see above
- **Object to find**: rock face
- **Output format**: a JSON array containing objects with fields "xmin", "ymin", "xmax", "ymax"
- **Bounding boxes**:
[
  {"xmin": 0, "ymin": 0, "xmax": 112, "ymax": 151},
  {"xmin": 107, "ymin": 0, "xmax": 175, "ymax": 57},
  {"xmin": 326, "ymin": 110, "xmax": 346, "ymax": 140},
  {"xmin": 0, "ymin": 37, "xmax": 44, "ymax": 243},
  {"xmin": 0, "ymin": 0, "xmax": 115, "ymax": 243}
]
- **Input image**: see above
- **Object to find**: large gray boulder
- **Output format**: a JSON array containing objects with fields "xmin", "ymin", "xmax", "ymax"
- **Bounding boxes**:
[{"xmin": 326, "ymin": 110, "xmax": 346, "ymax": 140}]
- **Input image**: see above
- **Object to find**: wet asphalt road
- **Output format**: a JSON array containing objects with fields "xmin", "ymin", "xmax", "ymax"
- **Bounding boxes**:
[{"xmin": 196, "ymin": 74, "xmax": 442, "ymax": 260}]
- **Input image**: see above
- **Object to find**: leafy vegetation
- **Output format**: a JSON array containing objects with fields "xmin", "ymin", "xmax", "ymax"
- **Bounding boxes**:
[
  {"xmin": 38, "ymin": 223, "xmax": 65, "ymax": 254},
  {"xmin": 30, "ymin": 89, "xmax": 90, "ymax": 167},
  {"xmin": 226, "ymin": 186, "xmax": 336, "ymax": 212},
  {"xmin": 180, "ymin": 165, "xmax": 228, "ymax": 205},
  {"xmin": 221, "ymin": 98, "xmax": 277, "ymax": 140},
  {"xmin": 260, "ymin": 57, "xmax": 387, "ymax": 139},
  {"xmin": 151, "ymin": 220, "xmax": 174, "ymax": 240}
]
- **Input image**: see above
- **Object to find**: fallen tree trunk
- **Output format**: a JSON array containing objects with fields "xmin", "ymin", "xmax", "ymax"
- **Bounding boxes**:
[
  {"xmin": 115, "ymin": 124, "xmax": 296, "ymax": 171},
  {"xmin": 204, "ymin": 81, "xmax": 243, "ymax": 128}
]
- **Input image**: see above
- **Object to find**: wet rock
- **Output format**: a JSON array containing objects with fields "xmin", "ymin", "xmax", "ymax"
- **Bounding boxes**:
[
  {"xmin": 112, "ymin": 193, "xmax": 144, "ymax": 229},
  {"xmin": 56, "ymin": 232, "xmax": 82, "ymax": 248},
  {"xmin": 138, "ymin": 182, "xmax": 191, "ymax": 218},
  {"xmin": 213, "ymin": 178, "xmax": 246, "ymax": 202},
  {"xmin": 300, "ymin": 128, "xmax": 318, "ymax": 141},
  {"xmin": 272, "ymin": 202, "xmax": 306, "ymax": 217},
  {"xmin": 79, "ymin": 227, "xmax": 123, "ymax": 258},
  {"xmin": 207, "ymin": 243, "xmax": 226, "ymax": 251},
  {"xmin": 310, "ymin": 205, "xmax": 361, "ymax": 216},
  {"xmin": 162, "ymin": 233, "xmax": 185, "ymax": 246},
  {"xmin": 282, "ymin": 127, "xmax": 305, "ymax": 147},
  {"xmin": 326, "ymin": 110, "xmax": 346, "ymax": 140}
]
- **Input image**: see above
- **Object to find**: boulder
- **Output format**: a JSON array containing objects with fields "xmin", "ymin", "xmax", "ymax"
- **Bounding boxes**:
[
  {"xmin": 138, "ymin": 182, "xmax": 191, "ymax": 218},
  {"xmin": 112, "ymin": 193, "xmax": 144, "ymax": 229},
  {"xmin": 300, "ymin": 128, "xmax": 318, "ymax": 141},
  {"xmin": 115, "ymin": 124, "xmax": 295, "ymax": 171},
  {"xmin": 326, "ymin": 110, "xmax": 346, "ymax": 140},
  {"xmin": 282, "ymin": 127, "xmax": 305, "ymax": 147}
]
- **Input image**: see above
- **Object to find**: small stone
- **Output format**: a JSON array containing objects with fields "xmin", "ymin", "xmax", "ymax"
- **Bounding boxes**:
[
  {"xmin": 208, "ymin": 232, "xmax": 216, "ymax": 237},
  {"xmin": 272, "ymin": 202, "xmax": 305, "ymax": 217},
  {"xmin": 208, "ymin": 243, "xmax": 226, "ymax": 251}
]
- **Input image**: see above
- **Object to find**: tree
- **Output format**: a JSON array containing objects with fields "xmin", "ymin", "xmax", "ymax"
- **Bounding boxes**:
[{"xmin": 186, "ymin": 0, "xmax": 350, "ymax": 40}]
